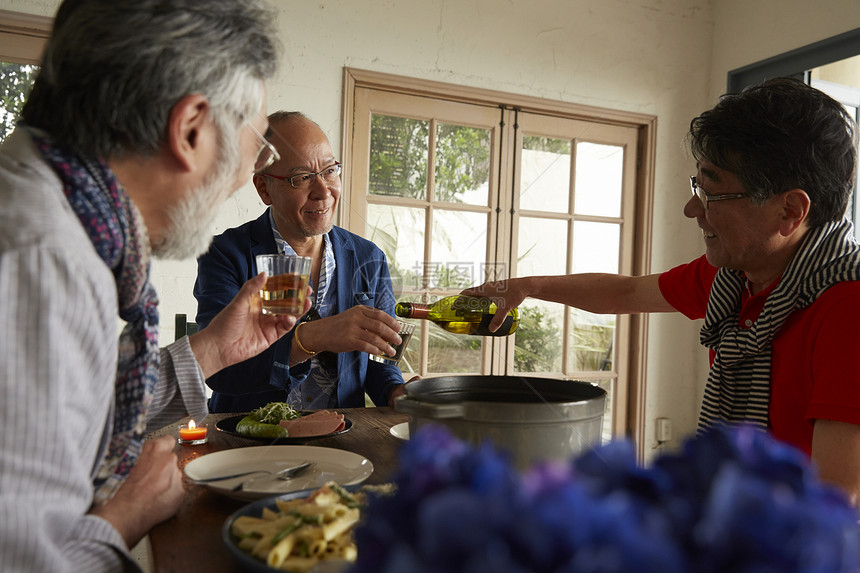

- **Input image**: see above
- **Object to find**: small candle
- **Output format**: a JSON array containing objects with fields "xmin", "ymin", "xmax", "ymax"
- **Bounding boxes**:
[{"xmin": 178, "ymin": 419, "xmax": 208, "ymax": 445}]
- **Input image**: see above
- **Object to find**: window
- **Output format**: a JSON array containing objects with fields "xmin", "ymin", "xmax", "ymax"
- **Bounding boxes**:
[
  {"xmin": 342, "ymin": 69, "xmax": 656, "ymax": 442},
  {"xmin": 0, "ymin": 10, "xmax": 50, "ymax": 143},
  {"xmin": 727, "ymin": 31, "xmax": 860, "ymax": 236},
  {"xmin": 810, "ymin": 58, "xmax": 860, "ymax": 237},
  {"xmin": 0, "ymin": 61, "xmax": 37, "ymax": 142}
]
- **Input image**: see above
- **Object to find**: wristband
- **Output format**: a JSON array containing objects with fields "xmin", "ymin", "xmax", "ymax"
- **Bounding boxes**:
[{"xmin": 294, "ymin": 322, "xmax": 317, "ymax": 356}]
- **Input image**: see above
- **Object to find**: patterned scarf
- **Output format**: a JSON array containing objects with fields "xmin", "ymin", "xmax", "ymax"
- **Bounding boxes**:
[
  {"xmin": 698, "ymin": 218, "xmax": 860, "ymax": 431},
  {"xmin": 32, "ymin": 134, "xmax": 160, "ymax": 503}
]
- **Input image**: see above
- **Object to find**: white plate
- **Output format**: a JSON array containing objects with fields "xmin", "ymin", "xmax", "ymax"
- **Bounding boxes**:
[
  {"xmin": 389, "ymin": 422, "xmax": 409, "ymax": 441},
  {"xmin": 184, "ymin": 445, "xmax": 373, "ymax": 501}
]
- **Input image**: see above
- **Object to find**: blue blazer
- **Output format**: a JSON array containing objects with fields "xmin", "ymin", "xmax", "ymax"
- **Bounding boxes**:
[{"xmin": 193, "ymin": 209, "xmax": 404, "ymax": 412}]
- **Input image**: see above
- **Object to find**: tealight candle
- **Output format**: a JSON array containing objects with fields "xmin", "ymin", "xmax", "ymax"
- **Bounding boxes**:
[{"xmin": 178, "ymin": 420, "xmax": 208, "ymax": 445}]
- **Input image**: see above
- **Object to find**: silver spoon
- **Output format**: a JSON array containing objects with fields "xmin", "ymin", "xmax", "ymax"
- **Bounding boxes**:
[{"xmin": 232, "ymin": 461, "xmax": 313, "ymax": 491}]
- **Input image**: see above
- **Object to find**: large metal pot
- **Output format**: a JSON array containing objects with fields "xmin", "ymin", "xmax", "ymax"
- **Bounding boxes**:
[{"xmin": 395, "ymin": 375, "xmax": 606, "ymax": 469}]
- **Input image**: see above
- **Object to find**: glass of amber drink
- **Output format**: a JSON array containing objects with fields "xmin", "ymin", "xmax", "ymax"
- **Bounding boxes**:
[
  {"xmin": 369, "ymin": 320, "xmax": 415, "ymax": 365},
  {"xmin": 255, "ymin": 254, "xmax": 312, "ymax": 315}
]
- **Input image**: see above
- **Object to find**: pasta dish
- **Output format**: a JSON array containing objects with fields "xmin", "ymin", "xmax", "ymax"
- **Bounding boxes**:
[{"xmin": 230, "ymin": 482, "xmax": 374, "ymax": 571}]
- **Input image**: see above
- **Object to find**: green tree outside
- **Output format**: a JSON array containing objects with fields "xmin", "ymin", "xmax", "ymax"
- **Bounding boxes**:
[
  {"xmin": 367, "ymin": 114, "xmax": 610, "ymax": 375},
  {"xmin": 369, "ymin": 115, "xmax": 490, "ymax": 203},
  {"xmin": 0, "ymin": 62, "xmax": 38, "ymax": 143}
]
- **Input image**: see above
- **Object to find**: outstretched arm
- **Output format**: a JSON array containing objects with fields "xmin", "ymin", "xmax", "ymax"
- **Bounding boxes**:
[{"xmin": 462, "ymin": 273, "xmax": 673, "ymax": 332}]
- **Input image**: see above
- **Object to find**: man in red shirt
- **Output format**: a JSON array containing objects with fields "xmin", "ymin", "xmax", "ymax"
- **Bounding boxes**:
[{"xmin": 464, "ymin": 77, "xmax": 860, "ymax": 504}]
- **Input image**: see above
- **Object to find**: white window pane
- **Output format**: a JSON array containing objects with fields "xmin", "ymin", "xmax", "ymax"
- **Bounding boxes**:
[
  {"xmin": 517, "ymin": 217, "xmax": 568, "ymax": 276},
  {"xmin": 427, "ymin": 324, "xmax": 483, "ymax": 373},
  {"xmin": 572, "ymin": 221, "xmax": 619, "ymax": 274},
  {"xmin": 366, "ymin": 204, "xmax": 426, "ymax": 293},
  {"xmin": 574, "ymin": 142, "xmax": 623, "ymax": 217},
  {"xmin": 513, "ymin": 300, "xmax": 563, "ymax": 373},
  {"xmin": 434, "ymin": 123, "xmax": 490, "ymax": 206},
  {"xmin": 592, "ymin": 378, "xmax": 615, "ymax": 443},
  {"xmin": 568, "ymin": 309, "xmax": 615, "ymax": 372},
  {"xmin": 429, "ymin": 210, "xmax": 487, "ymax": 289},
  {"xmin": 369, "ymin": 114, "xmax": 428, "ymax": 200},
  {"xmin": 399, "ymin": 332, "xmax": 420, "ymax": 376},
  {"xmin": 519, "ymin": 136, "xmax": 571, "ymax": 213}
]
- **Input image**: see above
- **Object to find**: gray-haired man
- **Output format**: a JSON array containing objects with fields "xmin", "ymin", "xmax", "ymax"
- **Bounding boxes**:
[{"xmin": 0, "ymin": 1, "xmax": 306, "ymax": 570}]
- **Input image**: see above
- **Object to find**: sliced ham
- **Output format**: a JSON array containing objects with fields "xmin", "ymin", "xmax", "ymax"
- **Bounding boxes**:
[{"xmin": 279, "ymin": 410, "xmax": 345, "ymax": 437}]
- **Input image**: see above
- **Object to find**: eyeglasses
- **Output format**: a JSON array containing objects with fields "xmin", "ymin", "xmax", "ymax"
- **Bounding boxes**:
[
  {"xmin": 247, "ymin": 121, "xmax": 281, "ymax": 173},
  {"xmin": 263, "ymin": 163, "xmax": 342, "ymax": 189},
  {"xmin": 690, "ymin": 176, "xmax": 747, "ymax": 209}
]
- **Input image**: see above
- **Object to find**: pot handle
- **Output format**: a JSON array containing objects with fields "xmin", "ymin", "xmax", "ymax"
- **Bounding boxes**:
[{"xmin": 394, "ymin": 396, "xmax": 464, "ymax": 419}]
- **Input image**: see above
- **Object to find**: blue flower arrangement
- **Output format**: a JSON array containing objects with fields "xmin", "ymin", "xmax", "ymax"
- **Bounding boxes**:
[{"xmin": 350, "ymin": 424, "xmax": 860, "ymax": 573}]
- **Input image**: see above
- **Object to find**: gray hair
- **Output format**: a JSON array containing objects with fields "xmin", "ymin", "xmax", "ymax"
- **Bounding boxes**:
[
  {"xmin": 268, "ymin": 111, "xmax": 310, "ymax": 127},
  {"xmin": 22, "ymin": 0, "xmax": 280, "ymax": 160},
  {"xmin": 266, "ymin": 110, "xmax": 320, "ymax": 136}
]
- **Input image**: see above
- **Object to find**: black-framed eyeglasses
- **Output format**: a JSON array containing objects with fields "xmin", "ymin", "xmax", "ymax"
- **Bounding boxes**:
[
  {"xmin": 263, "ymin": 162, "xmax": 342, "ymax": 189},
  {"xmin": 247, "ymin": 121, "xmax": 280, "ymax": 173},
  {"xmin": 690, "ymin": 176, "xmax": 747, "ymax": 209}
]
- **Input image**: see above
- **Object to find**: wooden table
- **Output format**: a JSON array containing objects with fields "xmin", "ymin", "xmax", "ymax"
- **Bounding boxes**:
[{"xmin": 147, "ymin": 407, "xmax": 409, "ymax": 573}]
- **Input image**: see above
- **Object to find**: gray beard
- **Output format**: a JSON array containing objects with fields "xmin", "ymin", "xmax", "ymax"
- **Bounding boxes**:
[
  {"xmin": 153, "ymin": 135, "xmax": 241, "ymax": 260},
  {"xmin": 152, "ymin": 178, "xmax": 227, "ymax": 260}
]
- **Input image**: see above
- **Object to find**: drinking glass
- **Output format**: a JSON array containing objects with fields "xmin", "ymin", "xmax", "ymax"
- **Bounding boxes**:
[
  {"xmin": 255, "ymin": 254, "xmax": 312, "ymax": 315},
  {"xmin": 369, "ymin": 320, "xmax": 415, "ymax": 365}
]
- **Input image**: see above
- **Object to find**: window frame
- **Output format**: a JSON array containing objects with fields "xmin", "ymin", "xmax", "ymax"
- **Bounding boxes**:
[
  {"xmin": 0, "ymin": 9, "xmax": 50, "ymax": 65},
  {"xmin": 341, "ymin": 67, "xmax": 657, "ymax": 458},
  {"xmin": 726, "ymin": 28, "xmax": 860, "ymax": 94}
]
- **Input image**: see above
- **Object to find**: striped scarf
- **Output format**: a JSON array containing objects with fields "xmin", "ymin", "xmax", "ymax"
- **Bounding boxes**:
[
  {"xmin": 698, "ymin": 218, "xmax": 860, "ymax": 431},
  {"xmin": 32, "ymin": 134, "xmax": 159, "ymax": 503}
]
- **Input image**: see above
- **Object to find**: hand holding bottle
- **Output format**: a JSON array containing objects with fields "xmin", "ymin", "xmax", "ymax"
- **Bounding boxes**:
[
  {"xmin": 459, "ymin": 279, "xmax": 530, "ymax": 333},
  {"xmin": 395, "ymin": 294, "xmax": 520, "ymax": 336}
]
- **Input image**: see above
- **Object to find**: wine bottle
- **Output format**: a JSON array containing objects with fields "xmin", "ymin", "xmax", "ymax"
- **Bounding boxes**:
[{"xmin": 394, "ymin": 295, "xmax": 519, "ymax": 337}]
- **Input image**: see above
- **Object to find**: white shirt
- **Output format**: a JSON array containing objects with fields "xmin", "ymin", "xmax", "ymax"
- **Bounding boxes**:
[{"xmin": 0, "ymin": 129, "xmax": 207, "ymax": 571}]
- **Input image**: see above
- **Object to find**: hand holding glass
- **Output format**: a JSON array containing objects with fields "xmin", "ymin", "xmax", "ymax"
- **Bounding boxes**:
[
  {"xmin": 369, "ymin": 320, "xmax": 415, "ymax": 365},
  {"xmin": 255, "ymin": 254, "xmax": 312, "ymax": 315}
]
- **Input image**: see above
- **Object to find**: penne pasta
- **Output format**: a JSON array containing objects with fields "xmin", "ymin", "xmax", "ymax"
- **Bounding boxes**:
[
  {"xmin": 306, "ymin": 538, "xmax": 328, "ymax": 557},
  {"xmin": 267, "ymin": 533, "xmax": 297, "ymax": 569},
  {"xmin": 321, "ymin": 510, "xmax": 359, "ymax": 542},
  {"xmin": 230, "ymin": 482, "xmax": 384, "ymax": 571}
]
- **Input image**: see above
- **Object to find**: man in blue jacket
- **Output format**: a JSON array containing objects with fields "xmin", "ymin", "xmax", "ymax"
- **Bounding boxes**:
[{"xmin": 194, "ymin": 111, "xmax": 407, "ymax": 412}]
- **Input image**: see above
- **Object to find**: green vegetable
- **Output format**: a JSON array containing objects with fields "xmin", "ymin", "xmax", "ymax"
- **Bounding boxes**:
[
  {"xmin": 270, "ymin": 519, "xmax": 303, "ymax": 545},
  {"xmin": 235, "ymin": 402, "xmax": 302, "ymax": 438},
  {"xmin": 270, "ymin": 512, "xmax": 323, "ymax": 546},
  {"xmin": 331, "ymin": 483, "xmax": 362, "ymax": 509},
  {"xmin": 249, "ymin": 402, "xmax": 301, "ymax": 424},
  {"xmin": 235, "ymin": 416, "xmax": 289, "ymax": 438}
]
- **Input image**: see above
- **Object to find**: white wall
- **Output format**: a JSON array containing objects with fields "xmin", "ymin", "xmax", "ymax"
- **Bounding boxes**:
[
  {"xmin": 3, "ymin": 0, "xmax": 858, "ymax": 459},
  {"xmin": 711, "ymin": 0, "xmax": 860, "ymax": 101}
]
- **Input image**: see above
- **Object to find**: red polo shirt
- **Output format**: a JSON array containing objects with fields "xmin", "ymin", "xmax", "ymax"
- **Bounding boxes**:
[{"xmin": 659, "ymin": 254, "xmax": 860, "ymax": 455}]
